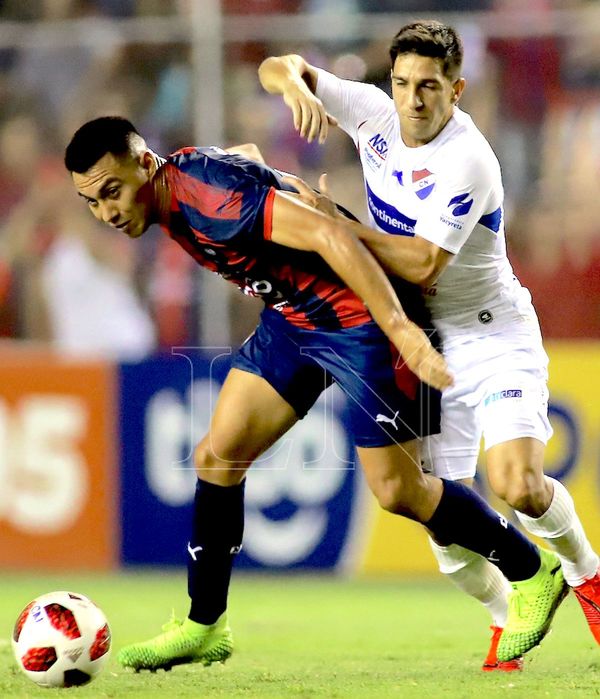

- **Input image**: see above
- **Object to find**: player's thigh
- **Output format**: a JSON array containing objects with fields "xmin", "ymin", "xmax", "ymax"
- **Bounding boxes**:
[
  {"xmin": 196, "ymin": 368, "xmax": 299, "ymax": 482},
  {"xmin": 422, "ymin": 397, "xmax": 481, "ymax": 481},
  {"xmin": 478, "ymin": 370, "xmax": 552, "ymax": 453},
  {"xmin": 233, "ymin": 310, "xmax": 333, "ymax": 419},
  {"xmin": 357, "ymin": 440, "xmax": 442, "ymax": 520},
  {"xmin": 476, "ymin": 369, "xmax": 552, "ymax": 507},
  {"xmin": 309, "ymin": 321, "xmax": 441, "ymax": 448}
]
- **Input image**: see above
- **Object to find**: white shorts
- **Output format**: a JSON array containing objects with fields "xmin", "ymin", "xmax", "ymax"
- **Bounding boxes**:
[{"xmin": 423, "ymin": 321, "xmax": 553, "ymax": 481}]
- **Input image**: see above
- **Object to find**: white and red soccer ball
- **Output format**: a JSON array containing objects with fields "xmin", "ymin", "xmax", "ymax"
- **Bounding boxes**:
[{"xmin": 12, "ymin": 591, "xmax": 111, "ymax": 688}]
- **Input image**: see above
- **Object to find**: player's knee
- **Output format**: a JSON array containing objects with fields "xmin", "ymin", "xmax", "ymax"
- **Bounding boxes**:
[
  {"xmin": 193, "ymin": 441, "xmax": 220, "ymax": 474},
  {"xmin": 490, "ymin": 469, "xmax": 550, "ymax": 516},
  {"xmin": 506, "ymin": 485, "xmax": 551, "ymax": 517},
  {"xmin": 193, "ymin": 441, "xmax": 243, "ymax": 485},
  {"xmin": 372, "ymin": 477, "xmax": 421, "ymax": 519}
]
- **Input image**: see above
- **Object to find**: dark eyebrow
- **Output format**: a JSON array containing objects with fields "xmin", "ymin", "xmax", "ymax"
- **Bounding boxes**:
[
  {"xmin": 98, "ymin": 178, "xmax": 122, "ymax": 197},
  {"xmin": 391, "ymin": 74, "xmax": 441, "ymax": 86},
  {"xmin": 78, "ymin": 191, "xmax": 96, "ymax": 204},
  {"xmin": 77, "ymin": 177, "xmax": 121, "ymax": 203}
]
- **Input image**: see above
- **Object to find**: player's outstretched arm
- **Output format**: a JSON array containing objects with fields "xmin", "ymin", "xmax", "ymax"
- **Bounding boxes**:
[
  {"xmin": 285, "ymin": 172, "xmax": 453, "ymax": 287},
  {"xmin": 258, "ymin": 54, "xmax": 337, "ymax": 144},
  {"xmin": 270, "ymin": 189, "xmax": 452, "ymax": 391}
]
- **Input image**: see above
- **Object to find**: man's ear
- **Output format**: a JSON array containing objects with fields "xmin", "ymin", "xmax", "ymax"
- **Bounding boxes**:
[
  {"xmin": 452, "ymin": 77, "xmax": 466, "ymax": 104},
  {"xmin": 141, "ymin": 150, "xmax": 157, "ymax": 175}
]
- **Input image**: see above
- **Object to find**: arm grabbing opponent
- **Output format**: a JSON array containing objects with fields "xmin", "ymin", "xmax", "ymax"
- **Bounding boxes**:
[{"xmin": 269, "ymin": 188, "xmax": 452, "ymax": 391}]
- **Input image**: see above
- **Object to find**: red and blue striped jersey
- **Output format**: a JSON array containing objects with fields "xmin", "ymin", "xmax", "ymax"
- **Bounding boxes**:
[{"xmin": 162, "ymin": 146, "xmax": 372, "ymax": 330}]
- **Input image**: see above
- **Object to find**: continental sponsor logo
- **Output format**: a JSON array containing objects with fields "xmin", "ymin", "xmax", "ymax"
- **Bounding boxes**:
[{"xmin": 366, "ymin": 182, "xmax": 416, "ymax": 236}]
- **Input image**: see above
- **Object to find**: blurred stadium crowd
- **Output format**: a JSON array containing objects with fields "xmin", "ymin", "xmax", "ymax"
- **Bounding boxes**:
[{"xmin": 0, "ymin": 0, "xmax": 598, "ymax": 358}]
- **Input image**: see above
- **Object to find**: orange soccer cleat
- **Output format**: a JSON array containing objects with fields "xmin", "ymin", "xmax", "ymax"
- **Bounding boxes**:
[
  {"xmin": 482, "ymin": 625, "xmax": 524, "ymax": 672},
  {"xmin": 573, "ymin": 570, "xmax": 600, "ymax": 644}
]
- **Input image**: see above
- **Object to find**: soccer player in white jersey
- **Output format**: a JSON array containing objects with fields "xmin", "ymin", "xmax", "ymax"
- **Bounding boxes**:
[{"xmin": 259, "ymin": 20, "xmax": 600, "ymax": 671}]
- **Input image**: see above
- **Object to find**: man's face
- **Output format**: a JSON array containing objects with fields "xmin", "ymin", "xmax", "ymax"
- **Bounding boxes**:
[
  {"xmin": 391, "ymin": 53, "xmax": 464, "ymax": 147},
  {"xmin": 72, "ymin": 151, "xmax": 154, "ymax": 238}
]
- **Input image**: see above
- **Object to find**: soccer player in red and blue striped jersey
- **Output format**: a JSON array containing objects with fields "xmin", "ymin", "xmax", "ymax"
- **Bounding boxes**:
[{"xmin": 65, "ymin": 117, "xmax": 563, "ymax": 672}]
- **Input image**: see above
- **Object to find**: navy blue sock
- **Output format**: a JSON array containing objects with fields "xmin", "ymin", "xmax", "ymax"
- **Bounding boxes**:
[
  {"xmin": 427, "ymin": 479, "xmax": 540, "ymax": 581},
  {"xmin": 187, "ymin": 478, "xmax": 245, "ymax": 625}
]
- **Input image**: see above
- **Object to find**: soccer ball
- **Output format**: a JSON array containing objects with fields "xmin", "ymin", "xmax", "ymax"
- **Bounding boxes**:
[{"xmin": 12, "ymin": 591, "xmax": 111, "ymax": 688}]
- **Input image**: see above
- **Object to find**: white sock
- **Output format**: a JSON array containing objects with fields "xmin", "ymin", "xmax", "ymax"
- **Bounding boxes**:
[
  {"xmin": 429, "ymin": 539, "xmax": 511, "ymax": 627},
  {"xmin": 516, "ymin": 477, "xmax": 599, "ymax": 587}
]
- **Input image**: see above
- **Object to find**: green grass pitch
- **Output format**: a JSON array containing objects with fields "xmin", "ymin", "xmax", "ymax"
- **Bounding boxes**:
[{"xmin": 0, "ymin": 571, "xmax": 598, "ymax": 698}]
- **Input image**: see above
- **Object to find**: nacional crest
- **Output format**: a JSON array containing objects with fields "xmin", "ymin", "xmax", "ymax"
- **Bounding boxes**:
[{"xmin": 411, "ymin": 169, "xmax": 436, "ymax": 200}]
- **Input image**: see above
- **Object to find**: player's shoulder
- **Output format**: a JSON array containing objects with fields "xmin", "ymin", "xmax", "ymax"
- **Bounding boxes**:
[
  {"xmin": 352, "ymin": 78, "xmax": 392, "ymax": 103},
  {"xmin": 355, "ymin": 93, "xmax": 398, "ymax": 147},
  {"xmin": 167, "ymin": 146, "xmax": 281, "ymax": 189},
  {"xmin": 317, "ymin": 68, "xmax": 394, "ymax": 121},
  {"xmin": 167, "ymin": 146, "xmax": 233, "ymax": 176},
  {"xmin": 353, "ymin": 80, "xmax": 395, "ymax": 120},
  {"xmin": 317, "ymin": 68, "xmax": 390, "ymax": 100},
  {"xmin": 446, "ymin": 111, "xmax": 497, "ymax": 159},
  {"xmin": 436, "ymin": 110, "xmax": 501, "ymax": 178}
]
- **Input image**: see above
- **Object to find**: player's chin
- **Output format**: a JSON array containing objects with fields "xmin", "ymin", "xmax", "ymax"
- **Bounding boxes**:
[{"xmin": 127, "ymin": 221, "xmax": 148, "ymax": 238}]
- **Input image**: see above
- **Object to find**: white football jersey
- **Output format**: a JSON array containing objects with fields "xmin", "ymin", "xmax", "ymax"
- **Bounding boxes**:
[{"xmin": 316, "ymin": 69, "xmax": 537, "ymax": 343}]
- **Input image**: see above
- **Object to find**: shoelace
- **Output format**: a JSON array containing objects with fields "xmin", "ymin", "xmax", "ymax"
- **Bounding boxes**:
[
  {"xmin": 508, "ymin": 589, "xmax": 530, "ymax": 621},
  {"xmin": 161, "ymin": 612, "xmax": 183, "ymax": 634}
]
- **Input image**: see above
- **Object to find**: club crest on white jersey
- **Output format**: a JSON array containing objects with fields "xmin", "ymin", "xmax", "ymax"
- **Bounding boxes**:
[
  {"xmin": 392, "ymin": 169, "xmax": 436, "ymax": 201},
  {"xmin": 412, "ymin": 169, "xmax": 436, "ymax": 200}
]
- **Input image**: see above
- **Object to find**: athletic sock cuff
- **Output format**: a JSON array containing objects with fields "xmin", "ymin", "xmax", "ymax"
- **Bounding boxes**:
[
  {"xmin": 428, "ymin": 539, "xmax": 479, "ymax": 575},
  {"xmin": 516, "ymin": 477, "xmax": 574, "ymax": 538}
]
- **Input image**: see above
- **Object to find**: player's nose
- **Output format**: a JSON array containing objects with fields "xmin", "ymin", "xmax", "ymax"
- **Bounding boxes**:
[
  {"xmin": 407, "ymin": 87, "xmax": 423, "ymax": 109},
  {"xmin": 99, "ymin": 201, "xmax": 120, "ymax": 225}
]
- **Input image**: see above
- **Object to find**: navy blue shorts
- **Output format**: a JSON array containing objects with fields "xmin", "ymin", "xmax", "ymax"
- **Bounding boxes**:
[{"xmin": 232, "ymin": 309, "xmax": 441, "ymax": 448}]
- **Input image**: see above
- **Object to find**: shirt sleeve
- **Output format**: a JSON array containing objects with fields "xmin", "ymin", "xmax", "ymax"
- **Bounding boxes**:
[
  {"xmin": 315, "ymin": 68, "xmax": 395, "ymax": 145},
  {"xmin": 414, "ymin": 148, "xmax": 501, "ymax": 254},
  {"xmin": 167, "ymin": 152, "xmax": 275, "ymax": 246}
]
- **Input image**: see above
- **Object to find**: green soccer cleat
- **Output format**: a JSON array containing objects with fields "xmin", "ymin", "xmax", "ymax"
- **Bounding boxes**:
[
  {"xmin": 117, "ymin": 612, "xmax": 233, "ymax": 672},
  {"xmin": 497, "ymin": 548, "xmax": 569, "ymax": 663}
]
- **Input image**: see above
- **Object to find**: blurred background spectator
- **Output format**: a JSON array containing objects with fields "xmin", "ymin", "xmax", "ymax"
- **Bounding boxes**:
[{"xmin": 0, "ymin": 0, "xmax": 598, "ymax": 354}]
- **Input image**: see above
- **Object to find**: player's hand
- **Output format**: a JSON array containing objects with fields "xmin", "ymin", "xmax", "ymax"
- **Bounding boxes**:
[
  {"xmin": 282, "ymin": 83, "xmax": 338, "ymax": 143},
  {"xmin": 395, "ymin": 320, "xmax": 454, "ymax": 391},
  {"xmin": 281, "ymin": 173, "xmax": 339, "ymax": 218}
]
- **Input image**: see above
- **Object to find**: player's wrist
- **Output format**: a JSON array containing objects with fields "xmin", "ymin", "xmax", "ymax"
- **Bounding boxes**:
[{"xmin": 387, "ymin": 313, "xmax": 412, "ymax": 338}]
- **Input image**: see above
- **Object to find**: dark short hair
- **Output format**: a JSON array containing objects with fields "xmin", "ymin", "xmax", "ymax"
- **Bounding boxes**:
[
  {"xmin": 64, "ymin": 116, "xmax": 141, "ymax": 173},
  {"xmin": 389, "ymin": 21, "xmax": 463, "ymax": 80}
]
